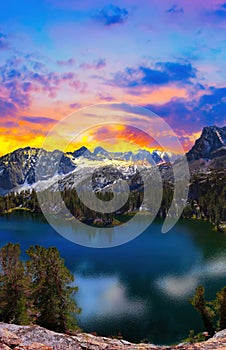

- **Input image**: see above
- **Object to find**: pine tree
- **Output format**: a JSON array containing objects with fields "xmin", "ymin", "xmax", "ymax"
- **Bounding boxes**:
[
  {"xmin": 26, "ymin": 245, "xmax": 80, "ymax": 333},
  {"xmin": 216, "ymin": 287, "xmax": 226, "ymax": 330},
  {"xmin": 0, "ymin": 243, "xmax": 32, "ymax": 324},
  {"xmin": 190, "ymin": 286, "xmax": 215, "ymax": 337}
]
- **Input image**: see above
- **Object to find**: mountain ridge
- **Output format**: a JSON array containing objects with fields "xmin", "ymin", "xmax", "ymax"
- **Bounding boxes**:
[
  {"xmin": 1, "ymin": 124, "xmax": 225, "ymax": 160},
  {"xmin": 0, "ymin": 145, "xmax": 175, "ymax": 195},
  {"xmin": 0, "ymin": 125, "xmax": 225, "ymax": 195}
]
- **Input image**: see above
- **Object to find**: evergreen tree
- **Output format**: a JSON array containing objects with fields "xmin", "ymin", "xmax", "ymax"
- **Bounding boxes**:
[
  {"xmin": 0, "ymin": 243, "xmax": 32, "ymax": 324},
  {"xmin": 190, "ymin": 286, "xmax": 215, "ymax": 337},
  {"xmin": 216, "ymin": 287, "xmax": 226, "ymax": 330},
  {"xmin": 26, "ymin": 245, "xmax": 80, "ymax": 333}
]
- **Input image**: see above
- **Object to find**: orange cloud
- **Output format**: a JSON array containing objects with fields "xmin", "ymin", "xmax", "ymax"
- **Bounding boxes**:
[
  {"xmin": 100, "ymin": 85, "xmax": 188, "ymax": 105},
  {"xmin": 0, "ymin": 128, "xmax": 45, "ymax": 156},
  {"xmin": 65, "ymin": 124, "xmax": 162, "ymax": 153}
]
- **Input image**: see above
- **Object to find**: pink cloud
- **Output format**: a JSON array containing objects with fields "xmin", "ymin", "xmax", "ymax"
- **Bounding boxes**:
[{"xmin": 80, "ymin": 58, "xmax": 106, "ymax": 70}]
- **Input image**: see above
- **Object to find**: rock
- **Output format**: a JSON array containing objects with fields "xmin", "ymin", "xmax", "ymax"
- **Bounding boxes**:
[
  {"xmin": 0, "ymin": 328, "xmax": 21, "ymax": 347},
  {"xmin": 186, "ymin": 126, "xmax": 226, "ymax": 161},
  {"xmin": 212, "ymin": 329, "xmax": 226, "ymax": 339},
  {"xmin": 14, "ymin": 344, "xmax": 52, "ymax": 350},
  {"xmin": 0, "ymin": 323, "xmax": 226, "ymax": 350},
  {"xmin": 0, "ymin": 344, "xmax": 12, "ymax": 350}
]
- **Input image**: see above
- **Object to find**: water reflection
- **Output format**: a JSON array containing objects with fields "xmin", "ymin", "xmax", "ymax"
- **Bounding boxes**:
[
  {"xmin": 0, "ymin": 212, "xmax": 226, "ymax": 344},
  {"xmin": 156, "ymin": 255, "xmax": 226, "ymax": 298},
  {"xmin": 75, "ymin": 274, "xmax": 148, "ymax": 319}
]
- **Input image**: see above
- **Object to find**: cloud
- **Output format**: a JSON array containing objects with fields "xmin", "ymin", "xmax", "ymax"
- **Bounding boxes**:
[
  {"xmin": 6, "ymin": 81, "xmax": 30, "ymax": 108},
  {"xmin": 20, "ymin": 116, "xmax": 57, "ymax": 125},
  {"xmin": 144, "ymin": 84, "xmax": 226, "ymax": 140},
  {"xmin": 0, "ymin": 55, "xmax": 86, "ymax": 110},
  {"xmin": 94, "ymin": 4, "xmax": 128, "ymax": 26},
  {"xmin": 0, "ymin": 98, "xmax": 17, "ymax": 117},
  {"xmin": 146, "ymin": 99, "xmax": 191, "ymax": 120},
  {"xmin": 69, "ymin": 102, "xmax": 81, "ymax": 109},
  {"xmin": 157, "ymin": 62, "xmax": 195, "ymax": 81},
  {"xmin": 145, "ymin": 99, "xmax": 195, "ymax": 135},
  {"xmin": 80, "ymin": 58, "xmax": 106, "ymax": 70},
  {"xmin": 197, "ymin": 87, "xmax": 226, "ymax": 124},
  {"xmin": 111, "ymin": 61, "xmax": 196, "ymax": 88},
  {"xmin": 0, "ymin": 32, "xmax": 10, "ymax": 50},
  {"xmin": 213, "ymin": 10, "xmax": 226, "ymax": 18},
  {"xmin": 97, "ymin": 93, "xmax": 114, "ymax": 102},
  {"xmin": 166, "ymin": 4, "xmax": 184, "ymax": 14},
  {"xmin": 206, "ymin": 3, "xmax": 226, "ymax": 20},
  {"xmin": 57, "ymin": 58, "xmax": 76, "ymax": 66},
  {"xmin": 199, "ymin": 87, "xmax": 226, "ymax": 106},
  {"xmin": 83, "ymin": 124, "xmax": 156, "ymax": 149},
  {"xmin": 0, "ymin": 120, "xmax": 18, "ymax": 128}
]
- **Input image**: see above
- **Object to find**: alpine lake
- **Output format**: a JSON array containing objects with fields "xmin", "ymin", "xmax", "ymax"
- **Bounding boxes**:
[{"xmin": 0, "ymin": 210, "xmax": 226, "ymax": 345}]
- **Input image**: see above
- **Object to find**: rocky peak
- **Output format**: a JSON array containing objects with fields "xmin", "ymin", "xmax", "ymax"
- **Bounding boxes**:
[
  {"xmin": 93, "ymin": 146, "xmax": 108, "ymax": 155},
  {"xmin": 92, "ymin": 146, "xmax": 111, "ymax": 160},
  {"xmin": 186, "ymin": 125, "xmax": 226, "ymax": 161},
  {"xmin": 72, "ymin": 146, "xmax": 91, "ymax": 158}
]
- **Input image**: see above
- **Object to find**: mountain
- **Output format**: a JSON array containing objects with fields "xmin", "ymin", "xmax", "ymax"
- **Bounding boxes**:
[
  {"xmin": 81, "ymin": 147, "xmax": 178, "ymax": 164},
  {"xmin": 72, "ymin": 146, "xmax": 91, "ymax": 158},
  {"xmin": 74, "ymin": 146, "xmax": 175, "ymax": 163},
  {"xmin": 93, "ymin": 146, "xmax": 110, "ymax": 157},
  {"xmin": 0, "ymin": 146, "xmax": 170, "ymax": 195},
  {"xmin": 0, "ymin": 125, "xmax": 225, "ymax": 195},
  {"xmin": 0, "ymin": 147, "xmax": 76, "ymax": 195},
  {"xmin": 186, "ymin": 126, "xmax": 226, "ymax": 161}
]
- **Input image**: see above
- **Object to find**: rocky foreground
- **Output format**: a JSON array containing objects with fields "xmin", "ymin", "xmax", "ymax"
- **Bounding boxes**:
[{"xmin": 0, "ymin": 323, "xmax": 226, "ymax": 350}]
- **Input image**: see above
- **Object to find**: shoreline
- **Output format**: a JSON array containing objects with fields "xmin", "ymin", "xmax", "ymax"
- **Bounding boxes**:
[{"xmin": 1, "ymin": 207, "xmax": 225, "ymax": 232}]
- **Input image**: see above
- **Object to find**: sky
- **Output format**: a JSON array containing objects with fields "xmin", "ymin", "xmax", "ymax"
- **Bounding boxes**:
[{"xmin": 0, "ymin": 0, "xmax": 226, "ymax": 155}]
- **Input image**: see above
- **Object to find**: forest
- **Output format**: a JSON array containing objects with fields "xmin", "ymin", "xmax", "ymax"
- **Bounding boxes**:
[{"xmin": 0, "ymin": 170, "xmax": 225, "ymax": 231}]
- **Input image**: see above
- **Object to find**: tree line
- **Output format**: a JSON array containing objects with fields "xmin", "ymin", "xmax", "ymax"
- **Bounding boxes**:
[
  {"xmin": 0, "ymin": 243, "xmax": 80, "ymax": 333},
  {"xmin": 0, "ymin": 171, "xmax": 225, "ymax": 229},
  {"xmin": 183, "ymin": 171, "xmax": 226, "ymax": 230}
]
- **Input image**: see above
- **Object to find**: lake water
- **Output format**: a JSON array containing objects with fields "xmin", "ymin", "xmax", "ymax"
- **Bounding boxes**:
[{"xmin": 0, "ymin": 211, "xmax": 226, "ymax": 345}]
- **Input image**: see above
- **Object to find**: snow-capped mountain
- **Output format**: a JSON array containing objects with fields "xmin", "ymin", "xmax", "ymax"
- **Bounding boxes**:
[
  {"xmin": 0, "ymin": 147, "xmax": 76, "ymax": 195},
  {"xmin": 0, "ymin": 125, "xmax": 225, "ymax": 195},
  {"xmin": 70, "ymin": 146, "xmax": 179, "ymax": 164},
  {"xmin": 0, "ymin": 146, "xmax": 171, "ymax": 195}
]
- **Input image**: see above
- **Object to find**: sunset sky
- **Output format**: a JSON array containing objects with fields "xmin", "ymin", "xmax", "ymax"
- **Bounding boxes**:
[{"xmin": 0, "ymin": 0, "xmax": 226, "ymax": 155}]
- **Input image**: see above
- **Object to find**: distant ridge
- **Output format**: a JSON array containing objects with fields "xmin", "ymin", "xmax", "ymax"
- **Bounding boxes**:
[{"xmin": 0, "ymin": 145, "xmax": 174, "ymax": 195}]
